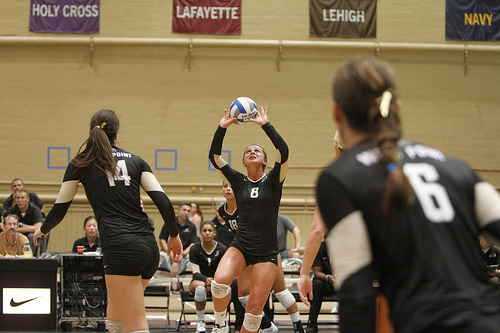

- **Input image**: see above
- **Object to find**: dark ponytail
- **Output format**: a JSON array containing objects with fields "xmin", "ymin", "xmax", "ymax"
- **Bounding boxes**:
[
  {"xmin": 333, "ymin": 57, "xmax": 413, "ymax": 218},
  {"xmin": 71, "ymin": 109, "xmax": 119, "ymax": 176}
]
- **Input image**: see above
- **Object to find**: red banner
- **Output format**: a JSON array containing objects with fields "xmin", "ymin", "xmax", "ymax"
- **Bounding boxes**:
[{"xmin": 173, "ymin": 0, "xmax": 241, "ymax": 35}]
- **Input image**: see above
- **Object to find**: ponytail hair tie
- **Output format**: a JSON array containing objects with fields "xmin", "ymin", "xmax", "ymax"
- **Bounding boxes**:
[
  {"xmin": 386, "ymin": 162, "xmax": 397, "ymax": 173},
  {"xmin": 95, "ymin": 122, "xmax": 107, "ymax": 129},
  {"xmin": 379, "ymin": 91, "xmax": 393, "ymax": 118}
]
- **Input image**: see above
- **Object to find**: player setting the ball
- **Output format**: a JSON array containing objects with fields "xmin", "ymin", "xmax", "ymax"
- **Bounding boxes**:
[{"xmin": 208, "ymin": 103, "xmax": 289, "ymax": 333}]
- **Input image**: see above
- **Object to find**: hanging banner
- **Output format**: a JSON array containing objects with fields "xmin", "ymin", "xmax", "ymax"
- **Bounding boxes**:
[
  {"xmin": 310, "ymin": 0, "xmax": 376, "ymax": 38},
  {"xmin": 446, "ymin": 0, "xmax": 500, "ymax": 41},
  {"xmin": 173, "ymin": 0, "xmax": 241, "ymax": 35},
  {"xmin": 29, "ymin": 0, "xmax": 99, "ymax": 34}
]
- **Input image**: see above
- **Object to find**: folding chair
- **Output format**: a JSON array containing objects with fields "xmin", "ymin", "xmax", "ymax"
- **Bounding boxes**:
[{"xmin": 145, "ymin": 252, "xmax": 172, "ymax": 326}]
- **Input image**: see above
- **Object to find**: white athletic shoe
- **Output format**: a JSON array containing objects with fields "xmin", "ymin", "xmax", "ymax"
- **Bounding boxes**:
[
  {"xmin": 259, "ymin": 321, "xmax": 278, "ymax": 333},
  {"xmin": 211, "ymin": 323, "xmax": 230, "ymax": 333},
  {"xmin": 197, "ymin": 321, "xmax": 206, "ymax": 333}
]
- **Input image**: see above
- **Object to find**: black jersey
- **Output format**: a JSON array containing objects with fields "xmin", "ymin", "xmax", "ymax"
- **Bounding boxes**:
[
  {"xmin": 213, "ymin": 205, "xmax": 237, "ymax": 247},
  {"xmin": 316, "ymin": 139, "xmax": 500, "ymax": 333},
  {"xmin": 41, "ymin": 147, "xmax": 178, "ymax": 249},
  {"xmin": 189, "ymin": 241, "xmax": 227, "ymax": 282},
  {"xmin": 218, "ymin": 203, "xmax": 239, "ymax": 232},
  {"xmin": 209, "ymin": 123, "xmax": 288, "ymax": 257}
]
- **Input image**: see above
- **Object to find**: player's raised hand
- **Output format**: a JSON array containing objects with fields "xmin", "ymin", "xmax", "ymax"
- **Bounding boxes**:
[
  {"xmin": 220, "ymin": 109, "xmax": 238, "ymax": 128},
  {"xmin": 250, "ymin": 106, "xmax": 268, "ymax": 126}
]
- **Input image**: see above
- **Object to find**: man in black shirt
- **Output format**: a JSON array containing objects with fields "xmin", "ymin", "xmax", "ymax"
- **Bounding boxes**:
[
  {"xmin": 159, "ymin": 202, "xmax": 199, "ymax": 257},
  {"xmin": 2, "ymin": 178, "xmax": 45, "ymax": 214},
  {"xmin": 5, "ymin": 189, "xmax": 44, "ymax": 254}
]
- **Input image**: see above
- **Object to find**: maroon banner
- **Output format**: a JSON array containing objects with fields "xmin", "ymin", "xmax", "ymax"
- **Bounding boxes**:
[
  {"xmin": 29, "ymin": 0, "xmax": 99, "ymax": 34},
  {"xmin": 173, "ymin": 0, "xmax": 241, "ymax": 35}
]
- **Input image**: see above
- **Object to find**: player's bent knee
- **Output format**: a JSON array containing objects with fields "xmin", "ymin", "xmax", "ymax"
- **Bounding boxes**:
[
  {"xmin": 243, "ymin": 312, "xmax": 262, "ymax": 332},
  {"xmin": 195, "ymin": 286, "xmax": 207, "ymax": 302},
  {"xmin": 275, "ymin": 289, "xmax": 296, "ymax": 309},
  {"xmin": 211, "ymin": 280, "xmax": 230, "ymax": 299}
]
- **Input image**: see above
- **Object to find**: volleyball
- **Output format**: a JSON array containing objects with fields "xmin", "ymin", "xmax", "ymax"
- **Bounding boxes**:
[{"xmin": 230, "ymin": 97, "xmax": 258, "ymax": 124}]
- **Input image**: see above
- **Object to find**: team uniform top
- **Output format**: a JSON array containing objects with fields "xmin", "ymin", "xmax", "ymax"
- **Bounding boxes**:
[
  {"xmin": 189, "ymin": 241, "xmax": 227, "ymax": 282},
  {"xmin": 218, "ymin": 204, "xmax": 239, "ymax": 232},
  {"xmin": 214, "ymin": 204, "xmax": 238, "ymax": 247},
  {"xmin": 316, "ymin": 139, "xmax": 500, "ymax": 333},
  {"xmin": 209, "ymin": 122, "xmax": 288, "ymax": 258},
  {"xmin": 41, "ymin": 147, "xmax": 178, "ymax": 249}
]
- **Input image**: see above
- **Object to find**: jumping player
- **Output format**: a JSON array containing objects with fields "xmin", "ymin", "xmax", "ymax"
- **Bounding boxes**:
[
  {"xmin": 314, "ymin": 57, "xmax": 500, "ymax": 332},
  {"xmin": 33, "ymin": 109, "xmax": 183, "ymax": 333},
  {"xmin": 208, "ymin": 107, "xmax": 288, "ymax": 333},
  {"xmin": 219, "ymin": 181, "xmax": 306, "ymax": 333}
]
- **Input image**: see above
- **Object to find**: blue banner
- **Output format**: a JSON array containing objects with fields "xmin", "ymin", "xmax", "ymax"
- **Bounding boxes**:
[
  {"xmin": 29, "ymin": 0, "xmax": 100, "ymax": 34},
  {"xmin": 446, "ymin": 0, "xmax": 500, "ymax": 41}
]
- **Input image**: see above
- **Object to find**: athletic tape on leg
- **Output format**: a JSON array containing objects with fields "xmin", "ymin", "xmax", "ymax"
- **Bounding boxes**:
[
  {"xmin": 243, "ymin": 312, "xmax": 262, "ymax": 332},
  {"xmin": 275, "ymin": 289, "xmax": 296, "ymax": 309},
  {"xmin": 195, "ymin": 286, "xmax": 207, "ymax": 302},
  {"xmin": 106, "ymin": 320, "xmax": 125, "ymax": 333},
  {"xmin": 211, "ymin": 280, "xmax": 230, "ymax": 299}
]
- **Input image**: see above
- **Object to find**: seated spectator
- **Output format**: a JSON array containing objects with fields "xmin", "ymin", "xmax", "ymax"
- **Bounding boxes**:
[
  {"xmin": 5, "ymin": 189, "xmax": 44, "ymax": 254},
  {"xmin": 190, "ymin": 202, "xmax": 203, "ymax": 235},
  {"xmin": 72, "ymin": 216, "xmax": 101, "ymax": 253},
  {"xmin": 0, "ymin": 214, "xmax": 30, "ymax": 258},
  {"xmin": 480, "ymin": 236, "xmax": 500, "ymax": 284},
  {"xmin": 159, "ymin": 202, "xmax": 199, "ymax": 257},
  {"xmin": 305, "ymin": 241, "xmax": 336, "ymax": 333},
  {"xmin": 189, "ymin": 220, "xmax": 227, "ymax": 333},
  {"xmin": 2, "ymin": 178, "xmax": 45, "ymax": 214},
  {"xmin": 159, "ymin": 202, "xmax": 199, "ymax": 291},
  {"xmin": 277, "ymin": 213, "xmax": 301, "ymax": 259}
]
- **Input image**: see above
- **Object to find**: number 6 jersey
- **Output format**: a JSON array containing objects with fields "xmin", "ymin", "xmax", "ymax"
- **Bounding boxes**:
[{"xmin": 316, "ymin": 139, "xmax": 500, "ymax": 333}]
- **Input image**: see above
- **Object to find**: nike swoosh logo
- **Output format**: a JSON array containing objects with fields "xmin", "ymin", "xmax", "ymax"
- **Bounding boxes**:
[{"xmin": 10, "ymin": 296, "xmax": 41, "ymax": 307}]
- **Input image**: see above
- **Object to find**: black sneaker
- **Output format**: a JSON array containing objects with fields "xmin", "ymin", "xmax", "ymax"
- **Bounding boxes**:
[
  {"xmin": 293, "ymin": 321, "xmax": 306, "ymax": 333},
  {"xmin": 305, "ymin": 323, "xmax": 318, "ymax": 333}
]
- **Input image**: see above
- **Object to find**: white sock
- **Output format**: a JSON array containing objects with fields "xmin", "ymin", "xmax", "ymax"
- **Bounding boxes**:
[
  {"xmin": 290, "ymin": 310, "xmax": 301, "ymax": 323},
  {"xmin": 106, "ymin": 320, "xmax": 125, "ymax": 333},
  {"xmin": 197, "ymin": 310, "xmax": 205, "ymax": 322},
  {"xmin": 290, "ymin": 311, "xmax": 300, "ymax": 323},
  {"xmin": 214, "ymin": 309, "xmax": 227, "ymax": 326}
]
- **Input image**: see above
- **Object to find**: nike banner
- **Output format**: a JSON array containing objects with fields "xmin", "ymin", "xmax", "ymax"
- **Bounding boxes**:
[
  {"xmin": 172, "ymin": 0, "xmax": 241, "ymax": 35},
  {"xmin": 446, "ymin": 0, "xmax": 500, "ymax": 41},
  {"xmin": 310, "ymin": 0, "xmax": 377, "ymax": 38},
  {"xmin": 3, "ymin": 288, "xmax": 51, "ymax": 314}
]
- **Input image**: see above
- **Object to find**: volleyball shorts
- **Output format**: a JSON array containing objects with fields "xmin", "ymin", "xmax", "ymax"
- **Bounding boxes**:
[
  {"xmin": 231, "ymin": 241, "xmax": 278, "ymax": 267},
  {"xmin": 102, "ymin": 235, "xmax": 159, "ymax": 279}
]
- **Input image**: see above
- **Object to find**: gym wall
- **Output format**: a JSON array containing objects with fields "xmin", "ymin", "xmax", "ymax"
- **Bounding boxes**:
[{"xmin": 0, "ymin": 0, "xmax": 499, "ymax": 252}]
